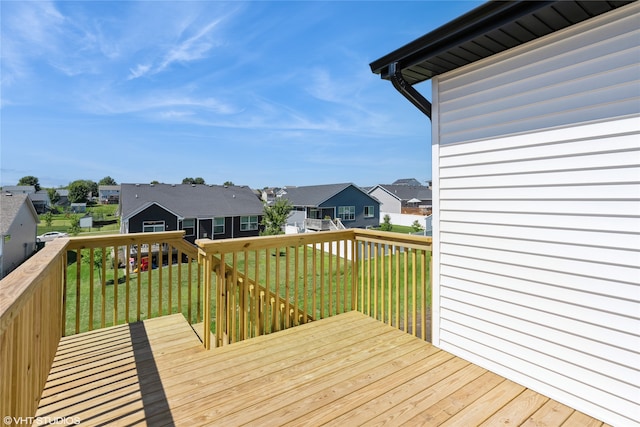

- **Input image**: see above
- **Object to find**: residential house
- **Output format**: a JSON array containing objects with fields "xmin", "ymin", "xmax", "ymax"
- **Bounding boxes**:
[
  {"xmin": 260, "ymin": 187, "xmax": 279, "ymax": 205},
  {"xmin": 29, "ymin": 191, "xmax": 51, "ymax": 214},
  {"xmin": 280, "ymin": 183, "xmax": 380, "ymax": 231},
  {"xmin": 119, "ymin": 183, "xmax": 264, "ymax": 244},
  {"xmin": 70, "ymin": 203, "xmax": 87, "ymax": 214},
  {"xmin": 392, "ymin": 178, "xmax": 422, "ymax": 186},
  {"xmin": 56, "ymin": 189, "xmax": 70, "ymax": 208},
  {"xmin": 2, "ymin": 185, "xmax": 51, "ymax": 213},
  {"xmin": 0, "ymin": 193, "xmax": 39, "ymax": 278},
  {"xmin": 368, "ymin": 184, "xmax": 432, "ymax": 215},
  {"xmin": 371, "ymin": 1, "xmax": 639, "ymax": 425},
  {"xmin": 98, "ymin": 185, "xmax": 120, "ymax": 204},
  {"xmin": 2, "ymin": 185, "xmax": 33, "ymax": 195}
]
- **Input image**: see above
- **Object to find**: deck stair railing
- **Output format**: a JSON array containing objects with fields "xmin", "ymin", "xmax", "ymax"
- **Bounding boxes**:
[{"xmin": 197, "ymin": 229, "xmax": 432, "ymax": 349}]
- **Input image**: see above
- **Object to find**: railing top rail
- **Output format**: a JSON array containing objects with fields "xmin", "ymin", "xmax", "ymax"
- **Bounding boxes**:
[
  {"xmin": 0, "ymin": 238, "xmax": 68, "ymax": 334},
  {"xmin": 196, "ymin": 229, "xmax": 355, "ymax": 253},
  {"xmin": 65, "ymin": 230, "xmax": 188, "ymax": 250},
  {"xmin": 354, "ymin": 229, "xmax": 433, "ymax": 248}
]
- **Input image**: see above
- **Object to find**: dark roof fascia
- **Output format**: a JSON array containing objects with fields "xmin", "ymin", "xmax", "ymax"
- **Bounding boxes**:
[
  {"xmin": 370, "ymin": 1, "xmax": 554, "ymax": 81},
  {"xmin": 282, "ymin": 183, "xmax": 351, "ymax": 207},
  {"xmin": 318, "ymin": 184, "xmax": 381, "ymax": 207}
]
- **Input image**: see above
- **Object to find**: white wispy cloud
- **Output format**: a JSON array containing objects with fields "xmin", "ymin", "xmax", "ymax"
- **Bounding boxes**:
[
  {"xmin": 0, "ymin": 1, "xmax": 65, "ymax": 84},
  {"xmin": 127, "ymin": 17, "xmax": 225, "ymax": 80},
  {"xmin": 128, "ymin": 64, "xmax": 152, "ymax": 80}
]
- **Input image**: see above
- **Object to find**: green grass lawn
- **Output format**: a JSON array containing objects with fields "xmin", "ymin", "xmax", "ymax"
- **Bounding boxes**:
[
  {"xmin": 64, "ymin": 254, "xmax": 203, "ymax": 336},
  {"xmin": 39, "ymin": 204, "xmax": 120, "ymax": 236}
]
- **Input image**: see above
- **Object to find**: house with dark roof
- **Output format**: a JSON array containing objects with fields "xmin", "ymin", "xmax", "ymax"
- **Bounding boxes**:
[
  {"xmin": 0, "ymin": 193, "xmax": 39, "ymax": 278},
  {"xmin": 119, "ymin": 184, "xmax": 264, "ymax": 243},
  {"xmin": 391, "ymin": 178, "xmax": 422, "ymax": 187},
  {"xmin": 3, "ymin": 185, "xmax": 51, "ymax": 214},
  {"xmin": 280, "ymin": 183, "xmax": 379, "ymax": 231},
  {"xmin": 371, "ymin": 1, "xmax": 639, "ymax": 425},
  {"xmin": 368, "ymin": 184, "xmax": 432, "ymax": 215}
]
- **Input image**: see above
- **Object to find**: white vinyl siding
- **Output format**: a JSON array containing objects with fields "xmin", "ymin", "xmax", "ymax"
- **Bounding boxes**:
[
  {"xmin": 431, "ymin": 4, "xmax": 640, "ymax": 426},
  {"xmin": 437, "ymin": 3, "xmax": 640, "ymax": 146}
]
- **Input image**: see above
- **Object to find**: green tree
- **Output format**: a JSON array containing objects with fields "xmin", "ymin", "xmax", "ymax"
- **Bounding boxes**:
[
  {"xmin": 83, "ymin": 247, "xmax": 107, "ymax": 281},
  {"xmin": 68, "ymin": 180, "xmax": 91, "ymax": 203},
  {"xmin": 98, "ymin": 176, "xmax": 117, "ymax": 185},
  {"xmin": 68, "ymin": 215, "xmax": 81, "ymax": 236},
  {"xmin": 380, "ymin": 214, "xmax": 392, "ymax": 232},
  {"xmin": 67, "ymin": 179, "xmax": 98, "ymax": 203},
  {"xmin": 87, "ymin": 180, "xmax": 98, "ymax": 200},
  {"xmin": 43, "ymin": 211, "xmax": 54, "ymax": 228},
  {"xmin": 411, "ymin": 220, "xmax": 424, "ymax": 232},
  {"xmin": 182, "ymin": 177, "xmax": 205, "ymax": 185},
  {"xmin": 260, "ymin": 198, "xmax": 293, "ymax": 236},
  {"xmin": 223, "ymin": 181, "xmax": 235, "ymax": 186},
  {"xmin": 17, "ymin": 176, "xmax": 41, "ymax": 191},
  {"xmin": 47, "ymin": 188, "xmax": 60, "ymax": 205}
]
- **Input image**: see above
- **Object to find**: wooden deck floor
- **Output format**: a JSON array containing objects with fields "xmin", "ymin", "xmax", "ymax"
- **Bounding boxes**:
[{"xmin": 36, "ymin": 311, "xmax": 607, "ymax": 426}]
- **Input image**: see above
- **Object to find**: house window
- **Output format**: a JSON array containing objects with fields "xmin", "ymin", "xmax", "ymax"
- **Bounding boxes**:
[
  {"xmin": 240, "ymin": 216, "xmax": 258, "ymax": 231},
  {"xmin": 182, "ymin": 218, "xmax": 195, "ymax": 236},
  {"xmin": 338, "ymin": 206, "xmax": 355, "ymax": 221},
  {"xmin": 143, "ymin": 220, "xmax": 164, "ymax": 233},
  {"xmin": 214, "ymin": 217, "xmax": 225, "ymax": 234},
  {"xmin": 364, "ymin": 206, "xmax": 374, "ymax": 218}
]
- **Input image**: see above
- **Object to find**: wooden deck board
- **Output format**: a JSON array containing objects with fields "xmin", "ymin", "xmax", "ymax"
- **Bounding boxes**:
[{"xmin": 36, "ymin": 311, "xmax": 605, "ymax": 426}]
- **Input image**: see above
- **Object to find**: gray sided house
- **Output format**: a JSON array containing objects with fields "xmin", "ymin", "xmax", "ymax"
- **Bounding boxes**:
[
  {"xmin": 119, "ymin": 184, "xmax": 264, "ymax": 244},
  {"xmin": 0, "ymin": 193, "xmax": 39, "ymax": 278},
  {"xmin": 368, "ymin": 184, "xmax": 432, "ymax": 215},
  {"xmin": 371, "ymin": 1, "xmax": 639, "ymax": 425},
  {"xmin": 281, "ymin": 183, "xmax": 379, "ymax": 231},
  {"xmin": 98, "ymin": 185, "xmax": 120, "ymax": 204}
]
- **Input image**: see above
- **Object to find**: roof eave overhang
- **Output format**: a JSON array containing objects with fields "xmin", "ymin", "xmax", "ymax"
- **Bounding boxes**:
[
  {"xmin": 370, "ymin": 1, "xmax": 553, "ymax": 82},
  {"xmin": 370, "ymin": 1, "xmax": 632, "ymax": 86}
]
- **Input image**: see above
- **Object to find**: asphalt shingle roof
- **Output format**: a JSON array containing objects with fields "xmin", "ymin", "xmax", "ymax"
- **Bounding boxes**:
[
  {"xmin": 373, "ymin": 184, "xmax": 432, "ymax": 202},
  {"xmin": 119, "ymin": 184, "xmax": 264, "ymax": 219},
  {"xmin": 279, "ymin": 183, "xmax": 356, "ymax": 207},
  {"xmin": 1, "ymin": 193, "xmax": 38, "ymax": 235}
]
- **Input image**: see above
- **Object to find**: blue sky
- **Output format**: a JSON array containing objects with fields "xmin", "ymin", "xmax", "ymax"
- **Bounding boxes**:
[{"xmin": 1, "ymin": 1, "xmax": 482, "ymax": 189}]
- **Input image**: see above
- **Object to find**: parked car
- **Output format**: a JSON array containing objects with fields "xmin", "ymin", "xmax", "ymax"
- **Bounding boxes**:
[{"xmin": 37, "ymin": 231, "xmax": 69, "ymax": 242}]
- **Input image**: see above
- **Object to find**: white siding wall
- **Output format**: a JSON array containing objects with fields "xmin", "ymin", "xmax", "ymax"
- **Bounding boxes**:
[
  {"xmin": 432, "ymin": 3, "xmax": 640, "ymax": 426},
  {"xmin": 368, "ymin": 188, "xmax": 402, "ymax": 214}
]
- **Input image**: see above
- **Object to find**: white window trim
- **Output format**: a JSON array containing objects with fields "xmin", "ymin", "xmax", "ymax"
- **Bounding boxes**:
[
  {"xmin": 364, "ymin": 206, "xmax": 374, "ymax": 218},
  {"xmin": 142, "ymin": 220, "xmax": 165, "ymax": 233},
  {"xmin": 181, "ymin": 218, "xmax": 196, "ymax": 237},
  {"xmin": 240, "ymin": 215, "xmax": 258, "ymax": 231},
  {"xmin": 213, "ymin": 217, "xmax": 225, "ymax": 234},
  {"xmin": 338, "ymin": 206, "xmax": 355, "ymax": 221}
]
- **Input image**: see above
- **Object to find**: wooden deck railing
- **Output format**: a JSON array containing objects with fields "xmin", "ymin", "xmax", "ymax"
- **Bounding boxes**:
[
  {"xmin": 0, "ymin": 238, "xmax": 66, "ymax": 421},
  {"xmin": 197, "ymin": 229, "xmax": 432, "ymax": 348},
  {"xmin": 63, "ymin": 231, "xmax": 200, "ymax": 336},
  {"xmin": 354, "ymin": 230, "xmax": 432, "ymax": 340}
]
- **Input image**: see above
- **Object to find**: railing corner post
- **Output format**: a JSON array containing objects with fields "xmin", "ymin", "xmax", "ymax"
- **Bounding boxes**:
[{"xmin": 196, "ymin": 239, "xmax": 212, "ymax": 350}]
